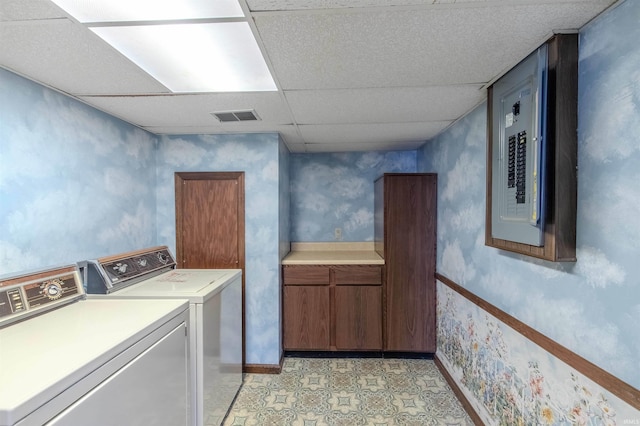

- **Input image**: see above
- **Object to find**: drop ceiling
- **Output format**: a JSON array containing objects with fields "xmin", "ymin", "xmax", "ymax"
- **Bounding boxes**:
[{"xmin": 0, "ymin": 0, "xmax": 616, "ymax": 152}]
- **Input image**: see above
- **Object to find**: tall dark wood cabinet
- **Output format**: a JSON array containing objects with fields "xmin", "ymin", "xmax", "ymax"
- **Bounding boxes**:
[{"xmin": 374, "ymin": 173, "xmax": 437, "ymax": 353}]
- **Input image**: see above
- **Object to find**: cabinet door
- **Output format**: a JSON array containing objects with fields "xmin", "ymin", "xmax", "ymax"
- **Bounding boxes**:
[
  {"xmin": 283, "ymin": 286, "xmax": 330, "ymax": 350},
  {"xmin": 382, "ymin": 174, "xmax": 437, "ymax": 352},
  {"xmin": 335, "ymin": 286, "xmax": 382, "ymax": 350}
]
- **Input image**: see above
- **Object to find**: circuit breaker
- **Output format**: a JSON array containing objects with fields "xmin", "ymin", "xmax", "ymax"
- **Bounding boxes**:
[{"xmin": 490, "ymin": 45, "xmax": 547, "ymax": 246}]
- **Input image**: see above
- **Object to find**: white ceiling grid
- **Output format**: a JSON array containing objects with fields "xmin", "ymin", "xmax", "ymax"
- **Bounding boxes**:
[{"xmin": 0, "ymin": 0, "xmax": 617, "ymax": 152}]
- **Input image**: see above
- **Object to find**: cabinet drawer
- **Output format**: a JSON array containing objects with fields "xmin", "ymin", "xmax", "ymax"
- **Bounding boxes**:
[
  {"xmin": 334, "ymin": 265, "xmax": 382, "ymax": 285},
  {"xmin": 283, "ymin": 265, "xmax": 330, "ymax": 285}
]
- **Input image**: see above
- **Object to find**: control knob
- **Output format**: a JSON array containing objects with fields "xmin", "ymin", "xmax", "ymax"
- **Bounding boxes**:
[
  {"xmin": 43, "ymin": 279, "xmax": 63, "ymax": 300},
  {"xmin": 157, "ymin": 252, "xmax": 169, "ymax": 264}
]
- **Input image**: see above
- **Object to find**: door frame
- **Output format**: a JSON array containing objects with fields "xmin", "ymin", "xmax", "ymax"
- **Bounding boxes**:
[{"xmin": 175, "ymin": 171, "xmax": 246, "ymax": 366}]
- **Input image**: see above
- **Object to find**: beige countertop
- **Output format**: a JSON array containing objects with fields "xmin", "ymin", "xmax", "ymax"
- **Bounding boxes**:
[{"xmin": 282, "ymin": 242, "xmax": 384, "ymax": 265}]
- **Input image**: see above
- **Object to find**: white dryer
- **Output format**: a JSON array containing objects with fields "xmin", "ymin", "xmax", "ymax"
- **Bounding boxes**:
[
  {"xmin": 80, "ymin": 246, "xmax": 242, "ymax": 426},
  {"xmin": 0, "ymin": 265, "xmax": 190, "ymax": 426}
]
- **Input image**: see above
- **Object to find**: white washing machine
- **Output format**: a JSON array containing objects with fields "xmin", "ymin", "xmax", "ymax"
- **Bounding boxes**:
[
  {"xmin": 79, "ymin": 246, "xmax": 243, "ymax": 426},
  {"xmin": 0, "ymin": 265, "xmax": 190, "ymax": 426}
]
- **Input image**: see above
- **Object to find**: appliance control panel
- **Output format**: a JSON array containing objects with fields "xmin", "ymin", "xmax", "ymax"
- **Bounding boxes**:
[
  {"xmin": 100, "ymin": 247, "xmax": 175, "ymax": 285},
  {"xmin": 80, "ymin": 246, "xmax": 177, "ymax": 294},
  {"xmin": 0, "ymin": 266, "xmax": 84, "ymax": 328}
]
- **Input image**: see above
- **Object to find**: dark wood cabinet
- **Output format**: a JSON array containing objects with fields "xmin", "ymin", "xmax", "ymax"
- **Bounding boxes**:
[
  {"xmin": 283, "ymin": 285, "xmax": 330, "ymax": 350},
  {"xmin": 335, "ymin": 285, "xmax": 381, "ymax": 350},
  {"xmin": 375, "ymin": 173, "xmax": 437, "ymax": 353},
  {"xmin": 283, "ymin": 265, "xmax": 330, "ymax": 350},
  {"xmin": 334, "ymin": 265, "xmax": 382, "ymax": 351},
  {"xmin": 283, "ymin": 264, "xmax": 382, "ymax": 351}
]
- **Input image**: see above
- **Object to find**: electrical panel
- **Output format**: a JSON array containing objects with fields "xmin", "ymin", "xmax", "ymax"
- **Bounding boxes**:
[{"xmin": 490, "ymin": 45, "xmax": 547, "ymax": 246}]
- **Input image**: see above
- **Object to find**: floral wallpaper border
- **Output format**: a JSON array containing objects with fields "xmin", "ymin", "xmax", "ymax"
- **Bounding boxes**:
[{"xmin": 436, "ymin": 278, "xmax": 639, "ymax": 426}]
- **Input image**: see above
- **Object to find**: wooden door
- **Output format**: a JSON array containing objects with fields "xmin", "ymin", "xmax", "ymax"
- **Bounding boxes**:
[
  {"xmin": 175, "ymin": 172, "xmax": 244, "ymax": 269},
  {"xmin": 174, "ymin": 172, "xmax": 245, "ymax": 362}
]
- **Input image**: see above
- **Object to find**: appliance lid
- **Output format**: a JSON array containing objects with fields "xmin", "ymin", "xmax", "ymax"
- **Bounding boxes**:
[
  {"xmin": 114, "ymin": 269, "xmax": 241, "ymax": 301},
  {"xmin": 0, "ymin": 298, "xmax": 188, "ymax": 425}
]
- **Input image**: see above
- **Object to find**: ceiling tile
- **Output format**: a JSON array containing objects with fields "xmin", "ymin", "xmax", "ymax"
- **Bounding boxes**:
[
  {"xmin": 286, "ymin": 143, "xmax": 307, "ymax": 153},
  {"xmin": 0, "ymin": 0, "xmax": 68, "ymax": 21},
  {"xmin": 79, "ymin": 92, "xmax": 294, "ymax": 127},
  {"xmin": 254, "ymin": 3, "xmax": 613, "ymax": 90},
  {"xmin": 285, "ymin": 85, "xmax": 485, "ymax": 124},
  {"xmin": 248, "ymin": 0, "xmax": 612, "ymax": 12},
  {"xmin": 298, "ymin": 122, "xmax": 451, "ymax": 145},
  {"xmin": 144, "ymin": 124, "xmax": 302, "ymax": 150},
  {"xmin": 247, "ymin": 0, "xmax": 564, "ymax": 11},
  {"xmin": 304, "ymin": 140, "xmax": 425, "ymax": 153},
  {"xmin": 247, "ymin": 0, "xmax": 431, "ymax": 10},
  {"xmin": 0, "ymin": 19, "xmax": 169, "ymax": 94}
]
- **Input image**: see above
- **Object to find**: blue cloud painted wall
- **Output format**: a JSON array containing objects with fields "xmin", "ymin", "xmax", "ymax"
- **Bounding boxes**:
[
  {"xmin": 155, "ymin": 133, "xmax": 288, "ymax": 365},
  {"xmin": 418, "ymin": 0, "xmax": 640, "ymax": 421},
  {"xmin": 0, "ymin": 68, "xmax": 158, "ymax": 272},
  {"xmin": 290, "ymin": 152, "xmax": 416, "ymax": 242}
]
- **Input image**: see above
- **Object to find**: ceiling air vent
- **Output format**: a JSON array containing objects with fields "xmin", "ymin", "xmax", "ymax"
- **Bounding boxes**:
[{"xmin": 211, "ymin": 110, "xmax": 260, "ymax": 122}]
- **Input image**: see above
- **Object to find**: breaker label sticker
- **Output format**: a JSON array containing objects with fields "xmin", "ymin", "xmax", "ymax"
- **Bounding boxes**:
[{"xmin": 505, "ymin": 112, "xmax": 514, "ymax": 128}]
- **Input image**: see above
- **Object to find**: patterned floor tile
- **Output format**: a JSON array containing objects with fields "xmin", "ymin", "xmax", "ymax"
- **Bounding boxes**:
[{"xmin": 222, "ymin": 357, "xmax": 473, "ymax": 426}]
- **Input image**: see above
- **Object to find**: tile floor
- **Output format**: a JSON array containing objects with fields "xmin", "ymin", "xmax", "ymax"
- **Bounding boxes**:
[{"xmin": 223, "ymin": 357, "xmax": 474, "ymax": 425}]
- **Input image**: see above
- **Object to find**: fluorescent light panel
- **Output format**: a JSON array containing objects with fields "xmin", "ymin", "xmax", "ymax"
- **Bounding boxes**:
[
  {"xmin": 50, "ymin": 0, "xmax": 277, "ymax": 93},
  {"xmin": 91, "ymin": 23, "xmax": 277, "ymax": 92}
]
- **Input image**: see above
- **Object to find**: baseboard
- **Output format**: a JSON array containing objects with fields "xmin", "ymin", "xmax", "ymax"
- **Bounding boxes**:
[
  {"xmin": 285, "ymin": 350, "xmax": 384, "ymax": 358},
  {"xmin": 284, "ymin": 351, "xmax": 434, "ymax": 359},
  {"xmin": 434, "ymin": 354, "xmax": 485, "ymax": 426},
  {"xmin": 246, "ymin": 351, "xmax": 435, "ymax": 372},
  {"xmin": 243, "ymin": 352, "xmax": 284, "ymax": 374},
  {"xmin": 243, "ymin": 364, "xmax": 281, "ymax": 374}
]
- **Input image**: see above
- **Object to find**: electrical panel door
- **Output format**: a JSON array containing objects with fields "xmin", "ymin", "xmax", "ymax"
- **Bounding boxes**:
[{"xmin": 490, "ymin": 45, "xmax": 547, "ymax": 246}]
